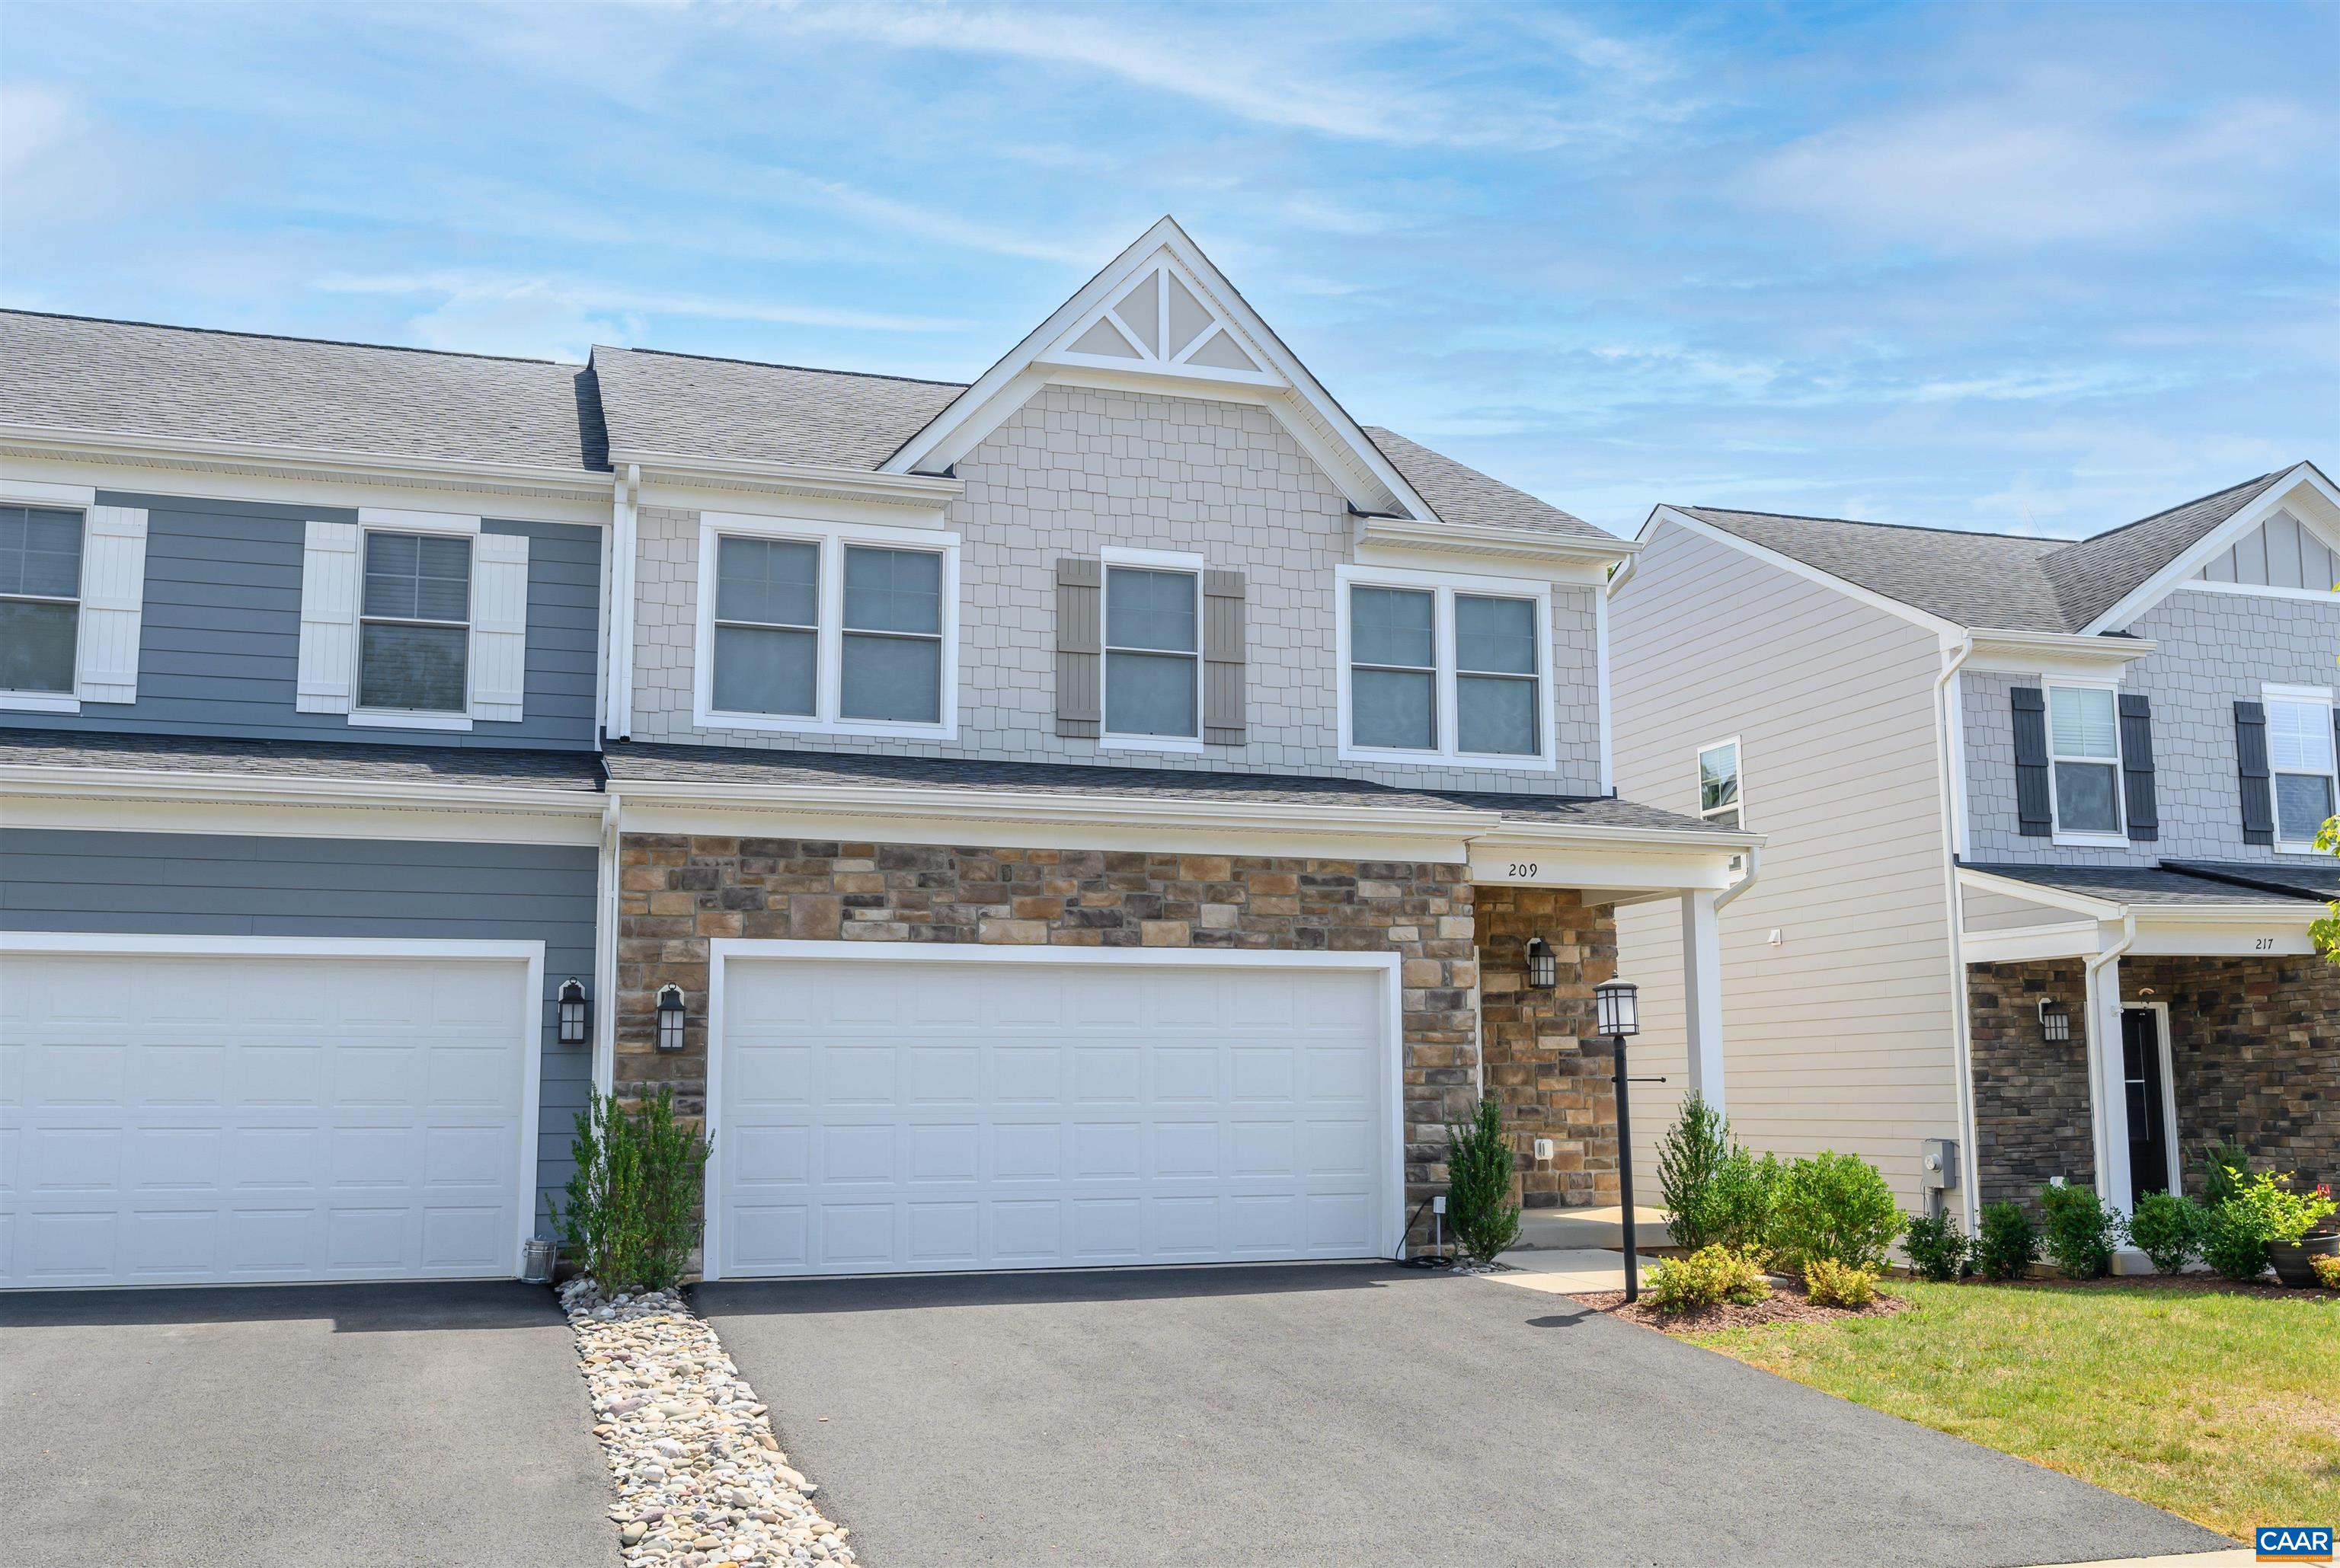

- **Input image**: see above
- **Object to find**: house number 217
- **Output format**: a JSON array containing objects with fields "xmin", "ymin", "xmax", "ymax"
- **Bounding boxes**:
[{"xmin": 2252, "ymin": 937, "xmax": 2275, "ymax": 951}]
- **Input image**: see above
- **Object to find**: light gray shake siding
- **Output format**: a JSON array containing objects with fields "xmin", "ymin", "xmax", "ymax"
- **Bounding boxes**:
[
  {"xmin": 0, "ymin": 828, "xmax": 601, "ymax": 1230},
  {"xmin": 1961, "ymin": 590, "xmax": 2340, "ymax": 865},
  {"xmin": 0, "ymin": 492, "xmax": 602, "ymax": 750},
  {"xmin": 629, "ymin": 385, "xmax": 1607, "ymax": 794}
]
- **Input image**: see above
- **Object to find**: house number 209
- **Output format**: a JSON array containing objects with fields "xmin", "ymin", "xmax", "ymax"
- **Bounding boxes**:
[{"xmin": 1507, "ymin": 862, "xmax": 1539, "ymax": 879}]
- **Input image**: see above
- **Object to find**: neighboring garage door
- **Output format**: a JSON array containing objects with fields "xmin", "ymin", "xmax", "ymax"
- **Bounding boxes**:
[
  {"xmin": 710, "ymin": 949, "xmax": 1395, "ymax": 1279},
  {"xmin": 1, "ymin": 941, "xmax": 539, "ymax": 1289}
]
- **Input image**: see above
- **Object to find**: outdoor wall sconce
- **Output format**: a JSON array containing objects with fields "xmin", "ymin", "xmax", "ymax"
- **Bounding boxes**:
[
  {"xmin": 557, "ymin": 978, "xmax": 590, "ymax": 1047},
  {"xmin": 656, "ymin": 984, "xmax": 688, "ymax": 1053},
  {"xmin": 1525, "ymin": 936, "xmax": 1558, "ymax": 991},
  {"xmin": 2038, "ymin": 997, "xmax": 2071, "ymax": 1043}
]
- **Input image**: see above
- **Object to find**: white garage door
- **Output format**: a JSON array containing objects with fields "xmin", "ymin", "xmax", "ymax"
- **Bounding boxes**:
[
  {"xmin": 711, "ymin": 951, "xmax": 1395, "ymax": 1279},
  {"xmin": 1, "ymin": 945, "xmax": 537, "ymax": 1289}
]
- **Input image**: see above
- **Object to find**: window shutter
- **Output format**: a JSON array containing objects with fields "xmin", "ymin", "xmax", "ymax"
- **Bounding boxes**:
[
  {"xmin": 470, "ymin": 530, "xmax": 531, "ymax": 723},
  {"xmin": 2118, "ymin": 693, "xmax": 2158, "ymax": 842},
  {"xmin": 1201, "ymin": 568, "xmax": 1246, "ymax": 746},
  {"xmin": 1055, "ymin": 556, "xmax": 1101, "ymax": 738},
  {"xmin": 2234, "ymin": 700, "xmax": 2274, "ymax": 845},
  {"xmin": 2010, "ymin": 685, "xmax": 2052, "ymax": 838},
  {"xmin": 296, "ymin": 519, "xmax": 360, "ymax": 714},
  {"xmin": 72, "ymin": 505, "xmax": 149, "ymax": 704}
]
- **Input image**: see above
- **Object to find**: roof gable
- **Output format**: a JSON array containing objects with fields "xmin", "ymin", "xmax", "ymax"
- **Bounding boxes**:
[{"xmin": 2037, "ymin": 469, "xmax": 2289, "ymax": 628}]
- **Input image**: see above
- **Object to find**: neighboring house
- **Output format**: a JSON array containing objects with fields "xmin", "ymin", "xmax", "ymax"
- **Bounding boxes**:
[
  {"xmin": 1608, "ymin": 465, "xmax": 2339, "ymax": 1230},
  {"xmin": 0, "ymin": 219, "xmax": 1750, "ymax": 1289}
]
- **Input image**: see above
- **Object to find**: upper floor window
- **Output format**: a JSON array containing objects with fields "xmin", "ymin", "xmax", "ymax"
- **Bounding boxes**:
[
  {"xmin": 2048, "ymin": 683, "xmax": 2123, "ymax": 841},
  {"xmin": 695, "ymin": 513, "xmax": 957, "ymax": 738},
  {"xmin": 2265, "ymin": 685, "xmax": 2337, "ymax": 849},
  {"xmin": 1697, "ymin": 738, "xmax": 1742, "ymax": 829},
  {"xmin": 1104, "ymin": 564, "xmax": 1199, "ymax": 742},
  {"xmin": 1337, "ymin": 565, "xmax": 1552, "ymax": 771},
  {"xmin": 0, "ymin": 505, "xmax": 82, "ymax": 697},
  {"xmin": 360, "ymin": 530, "xmax": 471, "ymax": 714}
]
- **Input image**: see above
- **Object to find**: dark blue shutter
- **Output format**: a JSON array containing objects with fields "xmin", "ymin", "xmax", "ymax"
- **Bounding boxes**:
[
  {"xmin": 2119, "ymin": 694, "xmax": 2158, "ymax": 842},
  {"xmin": 2234, "ymin": 701, "xmax": 2274, "ymax": 845},
  {"xmin": 2012, "ymin": 686, "xmax": 2052, "ymax": 838}
]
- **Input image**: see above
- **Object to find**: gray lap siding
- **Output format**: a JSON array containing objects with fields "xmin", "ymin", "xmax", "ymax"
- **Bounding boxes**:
[{"xmin": 0, "ymin": 827, "xmax": 600, "ymax": 1228}]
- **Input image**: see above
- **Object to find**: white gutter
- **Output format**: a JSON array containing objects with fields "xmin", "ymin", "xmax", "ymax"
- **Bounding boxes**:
[
  {"xmin": 613, "ymin": 448, "xmax": 964, "ymax": 506},
  {"xmin": 606, "ymin": 462, "xmax": 639, "ymax": 739},
  {"xmin": 1934, "ymin": 632, "xmax": 1985, "ymax": 1229},
  {"xmin": 592, "ymin": 791, "xmax": 622, "ymax": 1096},
  {"xmin": 0, "ymin": 420, "xmax": 610, "ymax": 499},
  {"xmin": 0, "ymin": 764, "xmax": 606, "ymax": 816},
  {"xmin": 1352, "ymin": 513, "xmax": 1638, "ymax": 567}
]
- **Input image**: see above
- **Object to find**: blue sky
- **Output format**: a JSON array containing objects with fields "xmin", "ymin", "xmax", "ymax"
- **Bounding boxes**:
[{"xmin": 2, "ymin": 2, "xmax": 2333, "ymax": 537}]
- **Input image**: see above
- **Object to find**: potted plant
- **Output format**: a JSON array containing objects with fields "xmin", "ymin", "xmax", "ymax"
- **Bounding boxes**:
[{"xmin": 2230, "ymin": 1173, "xmax": 2338, "ymax": 1289}]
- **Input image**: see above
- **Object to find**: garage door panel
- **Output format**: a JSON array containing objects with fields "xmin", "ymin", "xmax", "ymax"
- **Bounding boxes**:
[
  {"xmin": 732, "ymin": 1124, "xmax": 810, "ymax": 1186},
  {"xmin": 421, "ymin": 1205, "xmax": 507, "ymax": 1269},
  {"xmin": 230, "ymin": 1206, "xmax": 321, "ymax": 1274},
  {"xmin": 990, "ymin": 1122, "xmax": 1060, "ymax": 1180},
  {"xmin": 1071, "ymin": 1122, "xmax": 1142, "ymax": 1179},
  {"xmin": 1152, "ymin": 1121, "xmax": 1217, "ymax": 1178},
  {"xmin": 990, "ymin": 1199, "xmax": 1060, "ymax": 1260},
  {"xmin": 124, "ymin": 1126, "xmax": 221, "ymax": 1192},
  {"xmin": 820, "ymin": 1123, "xmax": 896, "ymax": 1183},
  {"xmin": 229, "ymin": 1126, "xmax": 324, "ymax": 1190},
  {"xmin": 1072, "ymin": 1046, "xmax": 1141, "ymax": 1103},
  {"xmin": 993, "ymin": 1048, "xmax": 1062, "ymax": 1104},
  {"xmin": 906, "ymin": 1122, "xmax": 979, "ymax": 1182},
  {"xmin": 907, "ymin": 1046, "xmax": 979, "ymax": 1103},
  {"xmin": 820, "ymin": 1202, "xmax": 895, "ymax": 1264},
  {"xmin": 1150, "ymin": 1046, "xmax": 1217, "ymax": 1102},
  {"xmin": 728, "ymin": 1203, "xmax": 809, "ymax": 1270},
  {"xmin": 1229, "ymin": 1046, "xmax": 1296, "ymax": 1102},
  {"xmin": 823, "ymin": 1047, "xmax": 896, "ymax": 1105},
  {"xmin": 29, "ymin": 1043, "xmax": 129, "ymax": 1107},
  {"xmin": 906, "ymin": 1201, "xmax": 978, "ymax": 1264}
]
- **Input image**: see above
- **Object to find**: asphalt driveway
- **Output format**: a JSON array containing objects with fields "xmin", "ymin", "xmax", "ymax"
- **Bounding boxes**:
[
  {"xmin": 0, "ymin": 1282, "xmax": 621, "ymax": 1568},
  {"xmin": 699, "ymin": 1262, "xmax": 2231, "ymax": 1568}
]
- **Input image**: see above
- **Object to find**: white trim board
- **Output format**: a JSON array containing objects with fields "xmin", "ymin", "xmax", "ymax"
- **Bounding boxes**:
[
  {"xmin": 2116, "ymin": 997, "xmax": 2184, "ymax": 1199},
  {"xmin": 697, "ymin": 940, "xmax": 1408, "ymax": 1282}
]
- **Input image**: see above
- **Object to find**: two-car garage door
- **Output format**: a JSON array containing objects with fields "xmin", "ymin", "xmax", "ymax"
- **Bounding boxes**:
[
  {"xmin": 2, "ymin": 944, "xmax": 537, "ymax": 1289},
  {"xmin": 711, "ymin": 951, "xmax": 1395, "ymax": 1279}
]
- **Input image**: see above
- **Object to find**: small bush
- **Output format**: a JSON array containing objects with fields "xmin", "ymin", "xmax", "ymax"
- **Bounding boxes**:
[
  {"xmin": 2311, "ymin": 1253, "xmax": 2340, "ymax": 1291},
  {"xmin": 2197, "ymin": 1141, "xmax": 2249, "ymax": 1207},
  {"xmin": 1767, "ymin": 1151, "xmax": 1902, "ymax": 1272},
  {"xmin": 1709, "ymin": 1148, "xmax": 1782, "ymax": 1255},
  {"xmin": 2227, "ymin": 1170, "xmax": 2337, "ymax": 1244},
  {"xmin": 1976, "ymin": 1200, "xmax": 2039, "ymax": 1281},
  {"xmin": 1657, "ymin": 1094, "xmax": 1734, "ymax": 1251},
  {"xmin": 2200, "ymin": 1199, "xmax": 2272, "ymax": 1282},
  {"xmin": 1901, "ymin": 1211, "xmax": 1971, "ymax": 1282},
  {"xmin": 1445, "ymin": 1097, "xmax": 1522, "ymax": 1264},
  {"xmin": 1646, "ymin": 1244, "xmax": 1771, "ymax": 1314},
  {"xmin": 2128, "ymin": 1192, "xmax": 2204, "ymax": 1275},
  {"xmin": 548, "ymin": 1087, "xmax": 712, "ymax": 1295},
  {"xmin": 1805, "ymin": 1257, "xmax": 1878, "ymax": 1308},
  {"xmin": 2038, "ymin": 1181, "xmax": 2127, "ymax": 1280}
]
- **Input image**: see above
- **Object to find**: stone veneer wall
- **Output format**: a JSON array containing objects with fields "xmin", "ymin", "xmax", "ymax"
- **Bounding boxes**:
[
  {"xmin": 1475, "ymin": 886, "xmax": 1622, "ymax": 1209},
  {"xmin": 1968, "ymin": 961, "xmax": 2096, "ymax": 1205},
  {"xmin": 615, "ymin": 833, "xmax": 1483, "ymax": 1208},
  {"xmin": 2127, "ymin": 954, "xmax": 2340, "ymax": 1188}
]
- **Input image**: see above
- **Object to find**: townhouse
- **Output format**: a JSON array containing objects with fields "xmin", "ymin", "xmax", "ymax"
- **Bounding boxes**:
[{"xmin": 0, "ymin": 219, "xmax": 1751, "ymax": 1288}]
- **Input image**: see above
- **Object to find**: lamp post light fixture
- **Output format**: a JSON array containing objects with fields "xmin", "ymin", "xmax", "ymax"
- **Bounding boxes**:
[
  {"xmin": 1525, "ymin": 937, "xmax": 1558, "ymax": 991},
  {"xmin": 1594, "ymin": 979, "xmax": 1645, "ymax": 1303},
  {"xmin": 655, "ymin": 985, "xmax": 688, "ymax": 1053},
  {"xmin": 556, "ymin": 978, "xmax": 590, "ymax": 1047},
  {"xmin": 2038, "ymin": 998, "xmax": 2071, "ymax": 1043}
]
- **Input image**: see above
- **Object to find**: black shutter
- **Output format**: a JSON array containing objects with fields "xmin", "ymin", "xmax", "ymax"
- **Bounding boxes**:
[
  {"xmin": 2119, "ymin": 693, "xmax": 2158, "ymax": 842},
  {"xmin": 2012, "ymin": 686, "xmax": 2052, "ymax": 838},
  {"xmin": 2234, "ymin": 701, "xmax": 2274, "ymax": 845}
]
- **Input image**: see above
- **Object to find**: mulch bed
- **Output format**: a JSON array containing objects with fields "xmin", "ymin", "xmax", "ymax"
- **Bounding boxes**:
[{"xmin": 1569, "ymin": 1287, "xmax": 1912, "ymax": 1333}]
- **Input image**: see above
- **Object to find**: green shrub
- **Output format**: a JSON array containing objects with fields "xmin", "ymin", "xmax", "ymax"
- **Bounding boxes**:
[
  {"xmin": 1445, "ymin": 1097, "xmax": 1522, "ymax": 1264},
  {"xmin": 1709, "ymin": 1148, "xmax": 1782, "ymax": 1255},
  {"xmin": 1805, "ymin": 1257, "xmax": 1879, "ymax": 1308},
  {"xmin": 1767, "ymin": 1151, "xmax": 1902, "ymax": 1272},
  {"xmin": 2197, "ymin": 1141, "xmax": 2249, "ymax": 1206},
  {"xmin": 2038, "ymin": 1181, "xmax": 2126, "ymax": 1280},
  {"xmin": 1976, "ymin": 1200, "xmax": 2039, "ymax": 1280},
  {"xmin": 1656, "ymin": 1094, "xmax": 1734, "ymax": 1251},
  {"xmin": 2200, "ymin": 1199, "xmax": 2272, "ymax": 1282},
  {"xmin": 1901, "ymin": 1211, "xmax": 1971, "ymax": 1282},
  {"xmin": 2128, "ymin": 1191, "xmax": 2204, "ymax": 1275},
  {"xmin": 548, "ymin": 1087, "xmax": 712, "ymax": 1294},
  {"xmin": 1645, "ymin": 1244, "xmax": 1771, "ymax": 1314}
]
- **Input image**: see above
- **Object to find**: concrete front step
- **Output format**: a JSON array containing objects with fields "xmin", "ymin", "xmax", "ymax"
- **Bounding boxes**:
[{"xmin": 1515, "ymin": 1204, "xmax": 1678, "ymax": 1253}]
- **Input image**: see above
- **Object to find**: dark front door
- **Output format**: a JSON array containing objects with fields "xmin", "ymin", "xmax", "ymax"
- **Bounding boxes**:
[{"xmin": 2121, "ymin": 1008, "xmax": 2173, "ymax": 1207}]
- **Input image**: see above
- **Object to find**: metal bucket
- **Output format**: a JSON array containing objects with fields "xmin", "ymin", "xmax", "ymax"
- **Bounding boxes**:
[{"xmin": 522, "ymin": 1238, "xmax": 557, "ymax": 1285}]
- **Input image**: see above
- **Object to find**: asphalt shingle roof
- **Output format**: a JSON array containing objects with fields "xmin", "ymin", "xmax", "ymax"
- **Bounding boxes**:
[
  {"xmin": 2161, "ymin": 859, "xmax": 2340, "ymax": 902},
  {"xmin": 1363, "ymin": 427, "xmax": 1619, "ymax": 543},
  {"xmin": 0, "ymin": 728, "xmax": 606, "ymax": 791},
  {"xmin": 0, "ymin": 310, "xmax": 607, "ymax": 473},
  {"xmin": 1964, "ymin": 861, "xmax": 2328, "ymax": 909},
  {"xmin": 590, "ymin": 346, "xmax": 963, "ymax": 471}
]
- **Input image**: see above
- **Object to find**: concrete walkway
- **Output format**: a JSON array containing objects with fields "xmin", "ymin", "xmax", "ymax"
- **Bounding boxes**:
[{"xmin": 0, "ymin": 1282, "xmax": 622, "ymax": 1568}]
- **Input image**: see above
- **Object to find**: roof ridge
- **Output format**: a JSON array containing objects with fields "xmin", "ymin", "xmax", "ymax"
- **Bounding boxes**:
[
  {"xmin": 2043, "ymin": 468, "xmax": 2285, "ymax": 556},
  {"xmin": 0, "ymin": 307, "xmax": 580, "ymax": 368},
  {"xmin": 1682, "ymin": 504, "xmax": 2068, "ymax": 545},
  {"xmin": 596, "ymin": 343, "xmax": 968, "ymax": 390}
]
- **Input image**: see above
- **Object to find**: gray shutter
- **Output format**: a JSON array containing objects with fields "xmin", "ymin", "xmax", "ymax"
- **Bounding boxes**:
[
  {"xmin": 2234, "ymin": 701, "xmax": 2274, "ymax": 845},
  {"xmin": 2118, "ymin": 693, "xmax": 2158, "ymax": 842},
  {"xmin": 2011, "ymin": 686, "xmax": 2052, "ymax": 838},
  {"xmin": 1201, "ymin": 568, "xmax": 1246, "ymax": 746},
  {"xmin": 1055, "ymin": 556, "xmax": 1101, "ymax": 738}
]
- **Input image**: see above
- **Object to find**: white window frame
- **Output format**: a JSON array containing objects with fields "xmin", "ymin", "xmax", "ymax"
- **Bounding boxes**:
[
  {"xmin": 1098, "ymin": 545, "xmax": 1207, "ymax": 755},
  {"xmin": 1335, "ymin": 563, "xmax": 1557, "ymax": 772},
  {"xmin": 350, "ymin": 513, "xmax": 481, "ymax": 731},
  {"xmin": 2263, "ymin": 681, "xmax": 2338, "ymax": 853},
  {"xmin": 693, "ymin": 511, "xmax": 960, "ymax": 740},
  {"xmin": 0, "ymin": 483, "xmax": 89, "ymax": 714},
  {"xmin": 2045, "ymin": 678, "xmax": 2127, "ymax": 848},
  {"xmin": 1696, "ymin": 735, "xmax": 1744, "ymax": 829}
]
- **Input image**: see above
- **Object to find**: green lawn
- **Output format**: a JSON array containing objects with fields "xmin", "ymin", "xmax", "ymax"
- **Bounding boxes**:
[{"xmin": 1686, "ymin": 1281, "xmax": 2339, "ymax": 1541}]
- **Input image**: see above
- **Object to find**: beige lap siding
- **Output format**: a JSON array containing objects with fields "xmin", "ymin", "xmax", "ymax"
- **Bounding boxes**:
[{"xmin": 614, "ymin": 835, "xmax": 1490, "ymax": 1207}]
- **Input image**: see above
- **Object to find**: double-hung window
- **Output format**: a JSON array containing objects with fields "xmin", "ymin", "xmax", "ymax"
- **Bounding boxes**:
[
  {"xmin": 1104, "ymin": 563, "xmax": 1200, "ymax": 743},
  {"xmin": 1697, "ymin": 738, "xmax": 1742, "ymax": 829},
  {"xmin": 1339, "ymin": 567, "xmax": 1552, "ymax": 768},
  {"xmin": 0, "ymin": 505, "xmax": 83, "ymax": 697},
  {"xmin": 360, "ymin": 530, "xmax": 471, "ymax": 714},
  {"xmin": 2265, "ymin": 685, "xmax": 2338, "ymax": 849},
  {"xmin": 2048, "ymin": 683, "xmax": 2123, "ymax": 840},
  {"xmin": 698, "ymin": 515, "xmax": 956, "ymax": 735}
]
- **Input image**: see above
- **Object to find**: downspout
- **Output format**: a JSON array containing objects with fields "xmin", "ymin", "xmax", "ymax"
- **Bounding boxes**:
[
  {"xmin": 1712, "ymin": 841, "xmax": 1760, "ymax": 912},
  {"xmin": 605, "ymin": 463, "xmax": 640, "ymax": 741},
  {"xmin": 1933, "ymin": 633, "xmax": 1984, "ymax": 1230},
  {"xmin": 592, "ymin": 790, "xmax": 622, "ymax": 1098}
]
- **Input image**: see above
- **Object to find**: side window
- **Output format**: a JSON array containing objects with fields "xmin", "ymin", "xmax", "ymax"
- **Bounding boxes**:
[
  {"xmin": 1103, "ymin": 565, "xmax": 1200, "ymax": 740},
  {"xmin": 2266, "ymin": 689, "xmax": 2338, "ymax": 848},
  {"xmin": 0, "ymin": 505, "xmax": 82, "ymax": 697},
  {"xmin": 2048, "ymin": 685, "xmax": 2123, "ymax": 838},
  {"xmin": 1454, "ymin": 594, "xmax": 1539, "ymax": 757},
  {"xmin": 1697, "ymin": 738, "xmax": 1741, "ymax": 829},
  {"xmin": 360, "ymin": 530, "xmax": 471, "ymax": 714},
  {"xmin": 841, "ymin": 546, "xmax": 943, "ymax": 724},
  {"xmin": 712, "ymin": 535, "xmax": 820, "ymax": 717},
  {"xmin": 1349, "ymin": 585, "xmax": 1436, "ymax": 750}
]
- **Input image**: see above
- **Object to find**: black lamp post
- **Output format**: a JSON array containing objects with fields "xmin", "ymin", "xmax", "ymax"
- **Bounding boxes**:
[
  {"xmin": 1596, "ymin": 979, "xmax": 1643, "ymax": 1302},
  {"xmin": 556, "ymin": 978, "xmax": 590, "ymax": 1047}
]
